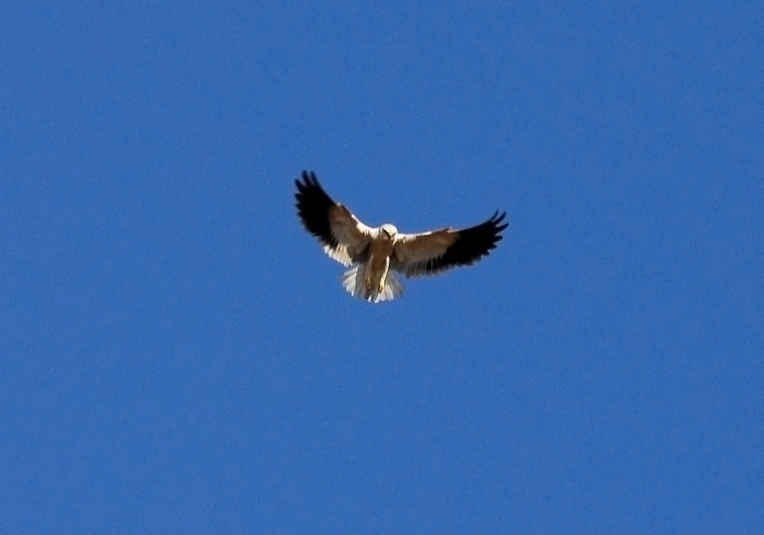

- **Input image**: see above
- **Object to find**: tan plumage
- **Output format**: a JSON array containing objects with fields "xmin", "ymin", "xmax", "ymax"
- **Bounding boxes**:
[{"xmin": 295, "ymin": 171, "xmax": 508, "ymax": 303}]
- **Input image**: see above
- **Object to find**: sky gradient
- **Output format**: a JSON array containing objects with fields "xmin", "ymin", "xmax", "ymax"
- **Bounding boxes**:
[{"xmin": 2, "ymin": 2, "xmax": 762, "ymax": 533}]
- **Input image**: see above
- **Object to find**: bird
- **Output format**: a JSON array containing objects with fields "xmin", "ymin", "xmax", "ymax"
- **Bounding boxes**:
[{"xmin": 294, "ymin": 170, "xmax": 508, "ymax": 303}]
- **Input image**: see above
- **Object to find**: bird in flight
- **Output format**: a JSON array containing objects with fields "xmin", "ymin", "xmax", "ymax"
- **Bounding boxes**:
[{"xmin": 294, "ymin": 171, "xmax": 508, "ymax": 303}]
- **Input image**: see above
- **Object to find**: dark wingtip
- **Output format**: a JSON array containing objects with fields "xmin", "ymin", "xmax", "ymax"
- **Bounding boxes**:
[
  {"xmin": 294, "ymin": 170, "xmax": 338, "ymax": 249},
  {"xmin": 491, "ymin": 210, "xmax": 509, "ymax": 233},
  {"xmin": 299, "ymin": 170, "xmax": 318, "ymax": 186},
  {"xmin": 295, "ymin": 169, "xmax": 318, "ymax": 184},
  {"xmin": 295, "ymin": 170, "xmax": 322, "ymax": 202}
]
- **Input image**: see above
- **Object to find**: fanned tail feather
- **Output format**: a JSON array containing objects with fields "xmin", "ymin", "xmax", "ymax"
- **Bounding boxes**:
[
  {"xmin": 341, "ymin": 263, "xmax": 405, "ymax": 303},
  {"xmin": 341, "ymin": 263, "xmax": 368, "ymax": 299}
]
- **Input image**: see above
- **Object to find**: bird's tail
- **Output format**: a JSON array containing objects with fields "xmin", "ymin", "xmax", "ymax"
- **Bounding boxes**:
[{"xmin": 341, "ymin": 263, "xmax": 405, "ymax": 303}]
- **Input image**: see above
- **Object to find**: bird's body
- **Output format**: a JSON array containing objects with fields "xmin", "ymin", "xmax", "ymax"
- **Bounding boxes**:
[
  {"xmin": 367, "ymin": 234, "xmax": 394, "ymax": 296},
  {"xmin": 295, "ymin": 171, "xmax": 508, "ymax": 303},
  {"xmin": 339, "ymin": 226, "xmax": 406, "ymax": 303}
]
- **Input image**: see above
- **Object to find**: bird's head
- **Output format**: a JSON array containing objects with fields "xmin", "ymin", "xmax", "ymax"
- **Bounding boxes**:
[{"xmin": 380, "ymin": 224, "xmax": 398, "ymax": 239}]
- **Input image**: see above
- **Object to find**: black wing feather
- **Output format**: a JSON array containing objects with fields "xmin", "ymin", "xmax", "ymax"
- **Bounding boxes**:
[
  {"xmin": 417, "ymin": 211, "xmax": 508, "ymax": 276},
  {"xmin": 294, "ymin": 171, "xmax": 338, "ymax": 250}
]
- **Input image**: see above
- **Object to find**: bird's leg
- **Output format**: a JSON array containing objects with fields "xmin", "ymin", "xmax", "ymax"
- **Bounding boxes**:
[
  {"xmin": 378, "ymin": 260, "xmax": 389, "ymax": 293},
  {"xmin": 364, "ymin": 254, "xmax": 377, "ymax": 296}
]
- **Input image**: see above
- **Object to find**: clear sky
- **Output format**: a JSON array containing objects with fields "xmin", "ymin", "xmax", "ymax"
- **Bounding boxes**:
[{"xmin": 2, "ymin": 2, "xmax": 762, "ymax": 533}]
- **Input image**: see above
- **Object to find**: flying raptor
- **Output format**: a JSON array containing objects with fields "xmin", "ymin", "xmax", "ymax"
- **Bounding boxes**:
[{"xmin": 294, "ymin": 171, "xmax": 508, "ymax": 303}]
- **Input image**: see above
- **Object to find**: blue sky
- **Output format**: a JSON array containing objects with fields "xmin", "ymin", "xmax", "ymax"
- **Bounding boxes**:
[{"xmin": 2, "ymin": 2, "xmax": 762, "ymax": 533}]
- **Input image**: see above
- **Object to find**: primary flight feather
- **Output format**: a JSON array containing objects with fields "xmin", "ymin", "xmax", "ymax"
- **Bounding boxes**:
[{"xmin": 295, "ymin": 170, "xmax": 508, "ymax": 303}]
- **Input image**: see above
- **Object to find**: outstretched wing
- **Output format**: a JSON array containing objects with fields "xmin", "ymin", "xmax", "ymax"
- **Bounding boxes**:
[
  {"xmin": 391, "ymin": 211, "xmax": 508, "ymax": 278},
  {"xmin": 295, "ymin": 171, "xmax": 375, "ymax": 266}
]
